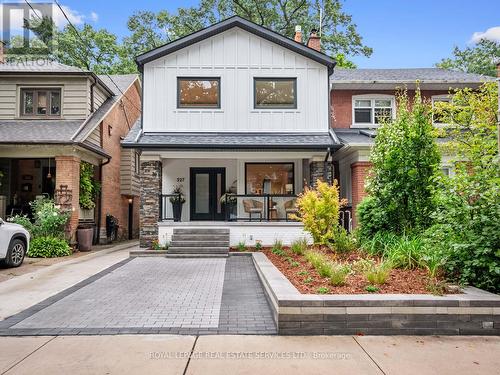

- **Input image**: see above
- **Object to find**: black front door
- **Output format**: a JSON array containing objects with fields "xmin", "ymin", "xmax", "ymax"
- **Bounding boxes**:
[{"xmin": 190, "ymin": 168, "xmax": 226, "ymax": 221}]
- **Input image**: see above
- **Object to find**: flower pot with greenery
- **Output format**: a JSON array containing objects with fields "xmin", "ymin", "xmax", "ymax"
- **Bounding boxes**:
[{"xmin": 169, "ymin": 185, "xmax": 185, "ymax": 222}]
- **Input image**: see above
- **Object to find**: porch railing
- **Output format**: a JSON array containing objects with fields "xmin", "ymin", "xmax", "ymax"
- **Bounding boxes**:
[
  {"xmin": 339, "ymin": 205, "xmax": 353, "ymax": 233},
  {"xmin": 224, "ymin": 194, "xmax": 299, "ymax": 222}
]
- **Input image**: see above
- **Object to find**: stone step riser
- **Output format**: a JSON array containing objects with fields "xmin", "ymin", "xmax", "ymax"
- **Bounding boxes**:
[
  {"xmin": 171, "ymin": 235, "xmax": 230, "ymax": 242},
  {"xmin": 164, "ymin": 254, "xmax": 228, "ymax": 258},
  {"xmin": 173, "ymin": 229, "xmax": 230, "ymax": 235},
  {"xmin": 170, "ymin": 241, "xmax": 229, "ymax": 247},
  {"xmin": 168, "ymin": 248, "xmax": 229, "ymax": 254}
]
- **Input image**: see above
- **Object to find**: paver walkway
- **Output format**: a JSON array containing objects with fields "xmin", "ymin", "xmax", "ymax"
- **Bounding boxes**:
[{"xmin": 0, "ymin": 255, "xmax": 276, "ymax": 335}]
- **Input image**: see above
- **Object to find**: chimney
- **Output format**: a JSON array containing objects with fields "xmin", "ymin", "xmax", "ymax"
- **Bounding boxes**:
[
  {"xmin": 294, "ymin": 25, "xmax": 302, "ymax": 43},
  {"xmin": 307, "ymin": 29, "xmax": 320, "ymax": 52}
]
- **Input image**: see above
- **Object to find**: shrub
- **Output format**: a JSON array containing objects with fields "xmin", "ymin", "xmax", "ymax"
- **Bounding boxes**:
[
  {"xmin": 360, "ymin": 231, "xmax": 398, "ymax": 257},
  {"xmin": 237, "ymin": 241, "xmax": 246, "ymax": 252},
  {"xmin": 272, "ymin": 239, "xmax": 283, "ymax": 251},
  {"xmin": 365, "ymin": 262, "xmax": 392, "ymax": 285},
  {"xmin": 317, "ymin": 287, "xmax": 330, "ymax": 294},
  {"xmin": 332, "ymin": 227, "xmax": 356, "ymax": 253},
  {"xmin": 11, "ymin": 198, "xmax": 69, "ymax": 239},
  {"xmin": 151, "ymin": 240, "xmax": 168, "ymax": 250},
  {"xmin": 358, "ymin": 88, "xmax": 441, "ymax": 237},
  {"xmin": 290, "ymin": 238, "xmax": 308, "ymax": 255},
  {"xmin": 365, "ymin": 285, "xmax": 379, "ymax": 293},
  {"xmin": 295, "ymin": 180, "xmax": 347, "ymax": 245},
  {"xmin": 329, "ymin": 263, "xmax": 351, "ymax": 286},
  {"xmin": 28, "ymin": 236, "xmax": 71, "ymax": 258}
]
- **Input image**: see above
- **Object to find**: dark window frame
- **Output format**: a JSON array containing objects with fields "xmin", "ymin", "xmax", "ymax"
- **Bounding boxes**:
[
  {"xmin": 253, "ymin": 77, "xmax": 297, "ymax": 110},
  {"xmin": 176, "ymin": 77, "xmax": 221, "ymax": 109},
  {"xmin": 244, "ymin": 162, "xmax": 295, "ymax": 195},
  {"xmin": 20, "ymin": 87, "xmax": 62, "ymax": 118}
]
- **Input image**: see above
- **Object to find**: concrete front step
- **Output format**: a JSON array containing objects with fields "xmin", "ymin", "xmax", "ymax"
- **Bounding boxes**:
[
  {"xmin": 164, "ymin": 254, "xmax": 228, "ymax": 258},
  {"xmin": 170, "ymin": 241, "xmax": 229, "ymax": 247},
  {"xmin": 171, "ymin": 234, "xmax": 230, "ymax": 242},
  {"xmin": 172, "ymin": 228, "xmax": 230, "ymax": 235}
]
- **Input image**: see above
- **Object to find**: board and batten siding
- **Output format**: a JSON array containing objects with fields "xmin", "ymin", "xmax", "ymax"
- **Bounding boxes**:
[
  {"xmin": 0, "ymin": 76, "xmax": 90, "ymax": 120},
  {"xmin": 120, "ymin": 149, "xmax": 140, "ymax": 196},
  {"xmin": 142, "ymin": 27, "xmax": 329, "ymax": 133}
]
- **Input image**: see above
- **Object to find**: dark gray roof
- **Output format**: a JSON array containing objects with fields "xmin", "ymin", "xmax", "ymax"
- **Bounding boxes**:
[
  {"xmin": 334, "ymin": 129, "xmax": 375, "ymax": 146},
  {"xmin": 123, "ymin": 121, "xmax": 338, "ymax": 150},
  {"xmin": 0, "ymin": 120, "xmax": 82, "ymax": 143},
  {"xmin": 0, "ymin": 60, "xmax": 87, "ymax": 73},
  {"xmin": 331, "ymin": 68, "xmax": 495, "ymax": 83},
  {"xmin": 136, "ymin": 16, "xmax": 335, "ymax": 73}
]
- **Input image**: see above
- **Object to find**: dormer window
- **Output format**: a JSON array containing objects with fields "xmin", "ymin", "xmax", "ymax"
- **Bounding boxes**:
[
  {"xmin": 21, "ymin": 88, "xmax": 61, "ymax": 117},
  {"xmin": 352, "ymin": 95, "xmax": 395, "ymax": 127}
]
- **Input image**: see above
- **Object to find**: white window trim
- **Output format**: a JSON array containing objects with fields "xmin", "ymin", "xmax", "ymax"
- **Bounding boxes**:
[
  {"xmin": 351, "ymin": 94, "xmax": 395, "ymax": 128},
  {"xmin": 440, "ymin": 164, "xmax": 455, "ymax": 177},
  {"xmin": 432, "ymin": 94, "xmax": 453, "ymax": 128}
]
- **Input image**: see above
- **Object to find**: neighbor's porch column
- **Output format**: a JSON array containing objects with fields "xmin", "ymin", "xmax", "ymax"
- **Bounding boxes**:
[
  {"xmin": 350, "ymin": 161, "xmax": 372, "ymax": 227},
  {"xmin": 140, "ymin": 159, "xmax": 162, "ymax": 248},
  {"xmin": 55, "ymin": 155, "xmax": 80, "ymax": 243}
]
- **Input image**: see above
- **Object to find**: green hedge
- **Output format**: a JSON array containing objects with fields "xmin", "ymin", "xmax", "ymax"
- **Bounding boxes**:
[{"xmin": 28, "ymin": 236, "xmax": 72, "ymax": 258}]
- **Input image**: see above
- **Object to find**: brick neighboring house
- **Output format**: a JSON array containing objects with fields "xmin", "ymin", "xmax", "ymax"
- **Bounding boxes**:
[
  {"xmin": 330, "ymin": 68, "xmax": 495, "ymax": 224},
  {"xmin": 0, "ymin": 60, "xmax": 141, "ymax": 245}
]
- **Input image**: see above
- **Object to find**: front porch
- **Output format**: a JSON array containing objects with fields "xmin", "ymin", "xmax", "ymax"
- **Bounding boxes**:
[{"xmin": 139, "ymin": 149, "xmax": 356, "ymax": 247}]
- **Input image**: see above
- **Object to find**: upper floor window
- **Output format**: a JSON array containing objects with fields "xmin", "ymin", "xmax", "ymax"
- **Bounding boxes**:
[
  {"xmin": 21, "ymin": 88, "xmax": 61, "ymax": 117},
  {"xmin": 432, "ymin": 95, "xmax": 453, "ymax": 126},
  {"xmin": 352, "ymin": 95, "xmax": 394, "ymax": 127},
  {"xmin": 254, "ymin": 78, "xmax": 297, "ymax": 109},
  {"xmin": 177, "ymin": 77, "xmax": 220, "ymax": 108}
]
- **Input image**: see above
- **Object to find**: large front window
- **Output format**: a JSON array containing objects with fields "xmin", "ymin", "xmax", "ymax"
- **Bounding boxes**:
[
  {"xmin": 245, "ymin": 163, "xmax": 294, "ymax": 194},
  {"xmin": 177, "ymin": 77, "xmax": 220, "ymax": 108},
  {"xmin": 254, "ymin": 78, "xmax": 296, "ymax": 109},
  {"xmin": 21, "ymin": 88, "xmax": 61, "ymax": 117},
  {"xmin": 353, "ymin": 96, "xmax": 393, "ymax": 126}
]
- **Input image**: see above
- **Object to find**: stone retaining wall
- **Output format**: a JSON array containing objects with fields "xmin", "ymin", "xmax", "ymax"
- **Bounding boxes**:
[{"xmin": 252, "ymin": 252, "xmax": 500, "ymax": 335}]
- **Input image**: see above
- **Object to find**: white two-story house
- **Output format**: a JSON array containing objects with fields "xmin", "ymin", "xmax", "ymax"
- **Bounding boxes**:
[{"xmin": 123, "ymin": 16, "xmax": 339, "ymax": 248}]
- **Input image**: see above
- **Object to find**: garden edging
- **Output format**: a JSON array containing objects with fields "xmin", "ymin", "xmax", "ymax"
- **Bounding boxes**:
[{"xmin": 251, "ymin": 252, "xmax": 500, "ymax": 335}]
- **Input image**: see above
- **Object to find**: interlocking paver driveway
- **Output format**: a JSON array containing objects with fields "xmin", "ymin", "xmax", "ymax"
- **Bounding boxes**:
[{"xmin": 0, "ymin": 256, "xmax": 276, "ymax": 335}]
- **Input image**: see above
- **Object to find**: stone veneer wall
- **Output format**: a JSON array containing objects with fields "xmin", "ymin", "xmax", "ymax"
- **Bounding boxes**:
[
  {"xmin": 140, "ymin": 160, "xmax": 162, "ymax": 248},
  {"xmin": 309, "ymin": 161, "xmax": 333, "ymax": 187},
  {"xmin": 252, "ymin": 252, "xmax": 500, "ymax": 336}
]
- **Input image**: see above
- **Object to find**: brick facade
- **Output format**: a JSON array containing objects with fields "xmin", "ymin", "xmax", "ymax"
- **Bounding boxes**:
[
  {"xmin": 99, "ymin": 82, "xmax": 141, "ymax": 243},
  {"xmin": 331, "ymin": 89, "xmax": 451, "ymax": 129},
  {"xmin": 350, "ymin": 161, "xmax": 372, "ymax": 226},
  {"xmin": 55, "ymin": 155, "xmax": 80, "ymax": 243},
  {"xmin": 140, "ymin": 160, "xmax": 162, "ymax": 248}
]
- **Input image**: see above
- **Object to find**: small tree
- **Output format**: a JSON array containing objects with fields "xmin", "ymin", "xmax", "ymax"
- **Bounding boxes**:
[
  {"xmin": 358, "ymin": 88, "xmax": 441, "ymax": 238},
  {"xmin": 295, "ymin": 180, "xmax": 346, "ymax": 245}
]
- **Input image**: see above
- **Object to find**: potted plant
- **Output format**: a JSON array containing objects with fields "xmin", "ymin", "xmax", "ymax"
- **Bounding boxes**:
[
  {"xmin": 169, "ymin": 185, "xmax": 185, "ymax": 222},
  {"xmin": 220, "ymin": 192, "xmax": 237, "ymax": 219}
]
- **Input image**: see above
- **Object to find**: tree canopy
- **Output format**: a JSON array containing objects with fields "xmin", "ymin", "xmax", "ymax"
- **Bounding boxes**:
[{"xmin": 436, "ymin": 39, "xmax": 500, "ymax": 77}]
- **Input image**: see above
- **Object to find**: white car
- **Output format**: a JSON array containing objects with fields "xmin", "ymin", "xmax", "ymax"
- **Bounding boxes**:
[{"xmin": 0, "ymin": 218, "xmax": 30, "ymax": 267}]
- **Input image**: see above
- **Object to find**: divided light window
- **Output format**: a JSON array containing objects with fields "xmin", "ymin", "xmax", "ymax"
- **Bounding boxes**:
[
  {"xmin": 353, "ymin": 97, "xmax": 393, "ymax": 125},
  {"xmin": 177, "ymin": 77, "xmax": 220, "ymax": 108},
  {"xmin": 254, "ymin": 78, "xmax": 297, "ymax": 109},
  {"xmin": 21, "ymin": 88, "xmax": 61, "ymax": 117}
]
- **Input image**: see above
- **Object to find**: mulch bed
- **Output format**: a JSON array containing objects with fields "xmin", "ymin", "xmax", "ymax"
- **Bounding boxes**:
[{"xmin": 247, "ymin": 246, "xmax": 444, "ymax": 295}]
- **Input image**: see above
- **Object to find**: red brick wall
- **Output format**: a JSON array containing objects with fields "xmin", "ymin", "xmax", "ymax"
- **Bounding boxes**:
[
  {"xmin": 350, "ymin": 161, "xmax": 372, "ymax": 227},
  {"xmin": 55, "ymin": 155, "xmax": 80, "ymax": 242},
  {"xmin": 99, "ymin": 81, "xmax": 141, "ymax": 241},
  {"xmin": 331, "ymin": 89, "xmax": 450, "ymax": 129}
]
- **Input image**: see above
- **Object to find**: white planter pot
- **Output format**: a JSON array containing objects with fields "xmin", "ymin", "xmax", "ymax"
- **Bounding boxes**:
[{"xmin": 79, "ymin": 207, "xmax": 95, "ymax": 221}]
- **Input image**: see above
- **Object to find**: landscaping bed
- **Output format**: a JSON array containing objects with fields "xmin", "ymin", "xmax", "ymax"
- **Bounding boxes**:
[{"xmin": 260, "ymin": 247, "xmax": 437, "ymax": 294}]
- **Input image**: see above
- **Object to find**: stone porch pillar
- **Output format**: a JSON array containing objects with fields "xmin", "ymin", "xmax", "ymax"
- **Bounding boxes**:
[
  {"xmin": 309, "ymin": 160, "xmax": 333, "ymax": 187},
  {"xmin": 55, "ymin": 155, "xmax": 80, "ymax": 243},
  {"xmin": 140, "ymin": 160, "xmax": 162, "ymax": 248},
  {"xmin": 350, "ymin": 161, "xmax": 372, "ymax": 227}
]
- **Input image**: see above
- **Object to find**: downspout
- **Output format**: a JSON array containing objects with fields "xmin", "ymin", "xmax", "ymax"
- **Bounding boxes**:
[
  {"xmin": 323, "ymin": 147, "xmax": 331, "ymax": 183},
  {"xmin": 90, "ymin": 78, "xmax": 96, "ymax": 113},
  {"xmin": 96, "ymin": 157, "xmax": 111, "ymax": 244}
]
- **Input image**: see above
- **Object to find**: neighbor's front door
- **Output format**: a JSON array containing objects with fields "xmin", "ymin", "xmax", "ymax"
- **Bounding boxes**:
[{"xmin": 190, "ymin": 168, "xmax": 225, "ymax": 221}]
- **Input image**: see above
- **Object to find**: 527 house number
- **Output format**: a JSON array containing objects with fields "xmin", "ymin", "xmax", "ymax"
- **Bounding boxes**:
[{"xmin": 176, "ymin": 178, "xmax": 185, "ymax": 183}]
